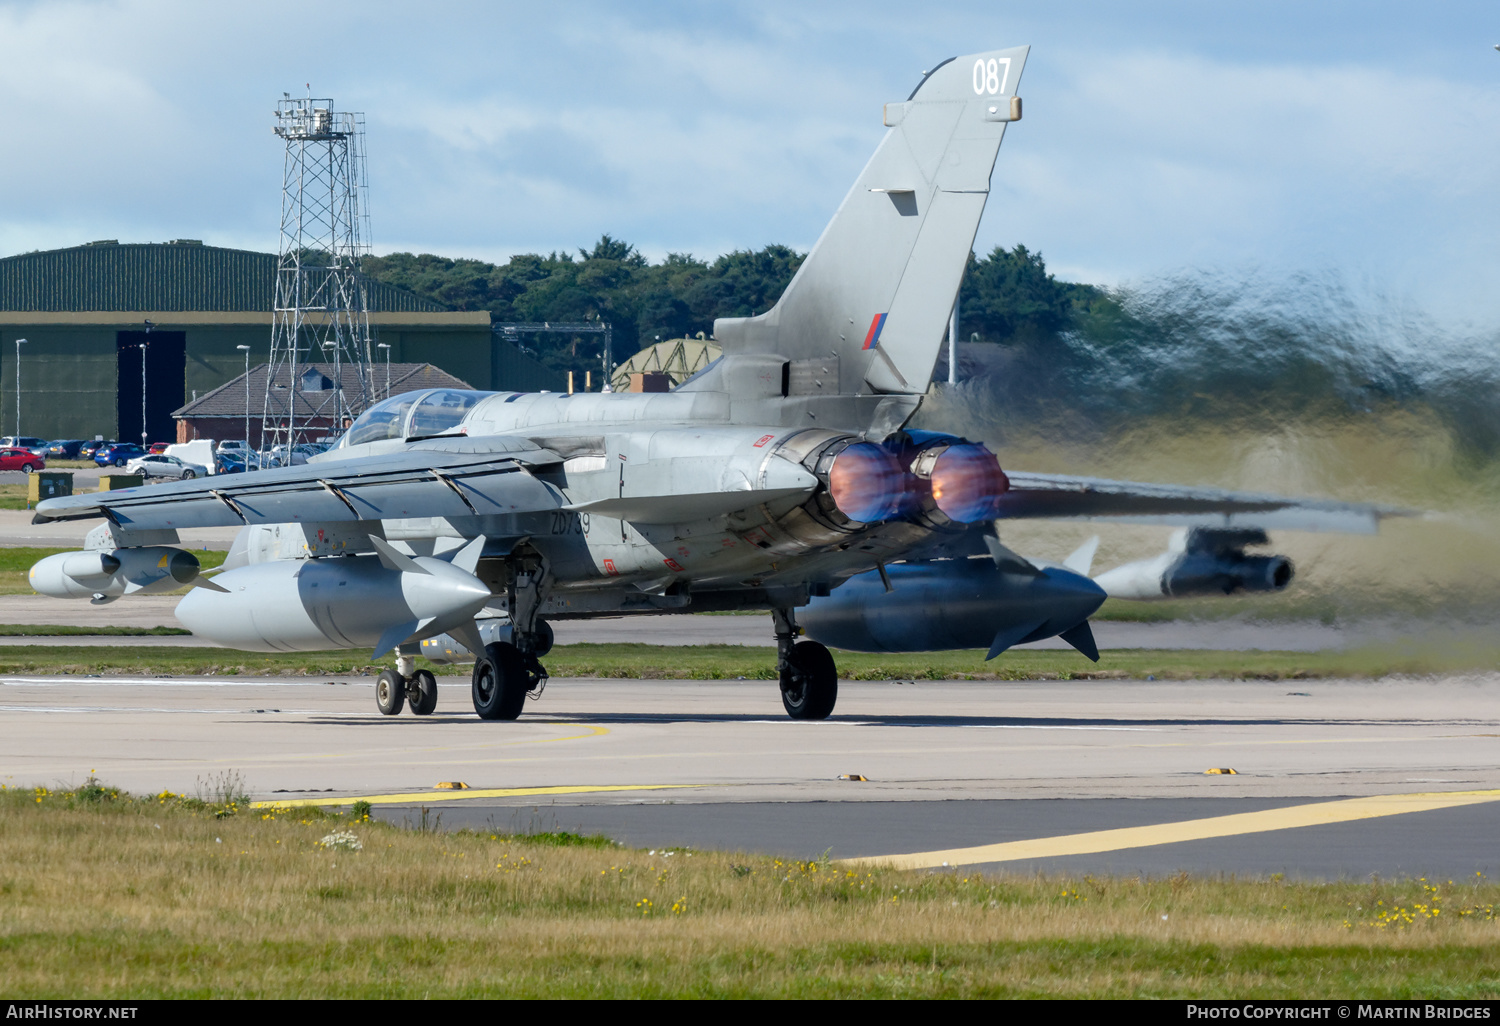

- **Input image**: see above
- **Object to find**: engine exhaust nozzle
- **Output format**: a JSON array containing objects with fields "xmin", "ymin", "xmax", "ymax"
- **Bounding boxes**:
[
  {"xmin": 827, "ymin": 441, "xmax": 907, "ymax": 523},
  {"xmin": 927, "ymin": 443, "xmax": 1010, "ymax": 523}
]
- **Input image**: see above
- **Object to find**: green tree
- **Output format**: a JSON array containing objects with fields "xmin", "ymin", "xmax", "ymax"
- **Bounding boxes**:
[{"xmin": 958, "ymin": 244, "xmax": 1115, "ymax": 345}]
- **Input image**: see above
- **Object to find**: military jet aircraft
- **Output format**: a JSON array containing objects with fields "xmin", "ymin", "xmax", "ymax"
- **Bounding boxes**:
[{"xmin": 28, "ymin": 45, "xmax": 1396, "ymax": 721}]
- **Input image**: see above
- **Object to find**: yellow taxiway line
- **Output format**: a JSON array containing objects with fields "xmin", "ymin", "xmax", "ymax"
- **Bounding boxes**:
[
  {"xmin": 839, "ymin": 789, "xmax": 1500, "ymax": 870},
  {"xmin": 251, "ymin": 782, "xmax": 704, "ymax": 809}
]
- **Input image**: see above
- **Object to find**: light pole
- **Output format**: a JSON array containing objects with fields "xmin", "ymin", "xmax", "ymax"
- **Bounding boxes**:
[
  {"xmin": 236, "ymin": 345, "xmax": 251, "ymax": 460},
  {"xmin": 13, "ymin": 338, "xmax": 27, "ymax": 440},
  {"xmin": 377, "ymin": 343, "xmax": 391, "ymax": 399},
  {"xmin": 139, "ymin": 320, "xmax": 154, "ymax": 446}
]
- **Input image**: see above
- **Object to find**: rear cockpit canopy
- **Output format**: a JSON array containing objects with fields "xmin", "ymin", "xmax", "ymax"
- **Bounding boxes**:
[{"xmin": 338, "ymin": 389, "xmax": 493, "ymax": 449}]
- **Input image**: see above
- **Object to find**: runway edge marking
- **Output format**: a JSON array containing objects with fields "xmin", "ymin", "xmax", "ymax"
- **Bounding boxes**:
[
  {"xmin": 838, "ymin": 789, "xmax": 1500, "ymax": 870},
  {"xmin": 250, "ymin": 783, "xmax": 706, "ymax": 809}
]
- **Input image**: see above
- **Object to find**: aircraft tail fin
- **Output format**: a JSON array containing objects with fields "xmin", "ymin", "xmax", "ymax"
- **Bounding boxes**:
[{"xmin": 712, "ymin": 45, "xmax": 1029, "ymax": 395}]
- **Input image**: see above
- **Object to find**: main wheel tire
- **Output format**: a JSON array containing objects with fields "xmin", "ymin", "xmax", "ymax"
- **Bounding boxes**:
[
  {"xmin": 780, "ymin": 640, "xmax": 838, "ymax": 720},
  {"xmin": 183, "ymin": 470, "xmax": 195, "ymax": 479},
  {"xmin": 376, "ymin": 668, "xmax": 405, "ymax": 716},
  {"xmin": 114, "ymin": 457, "xmax": 126, "ymax": 467},
  {"xmin": 472, "ymin": 642, "xmax": 527, "ymax": 720},
  {"xmin": 22, "ymin": 463, "xmax": 35, "ymax": 474},
  {"xmin": 408, "ymin": 669, "xmax": 438, "ymax": 716}
]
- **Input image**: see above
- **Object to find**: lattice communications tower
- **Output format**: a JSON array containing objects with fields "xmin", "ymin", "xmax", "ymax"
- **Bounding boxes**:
[{"xmin": 261, "ymin": 96, "xmax": 374, "ymax": 455}]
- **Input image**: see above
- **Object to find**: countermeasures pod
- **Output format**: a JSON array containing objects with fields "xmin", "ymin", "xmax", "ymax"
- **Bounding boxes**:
[{"xmin": 29, "ymin": 546, "xmax": 206, "ymax": 603}]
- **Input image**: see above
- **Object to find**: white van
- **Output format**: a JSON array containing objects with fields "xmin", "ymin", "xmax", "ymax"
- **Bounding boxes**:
[{"xmin": 164, "ymin": 439, "xmax": 217, "ymax": 475}]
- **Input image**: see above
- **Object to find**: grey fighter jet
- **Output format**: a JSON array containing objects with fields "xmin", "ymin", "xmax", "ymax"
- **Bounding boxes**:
[{"xmin": 28, "ymin": 45, "xmax": 1397, "ymax": 721}]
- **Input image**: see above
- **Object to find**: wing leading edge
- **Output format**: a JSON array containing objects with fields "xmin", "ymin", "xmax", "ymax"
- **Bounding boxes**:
[
  {"xmin": 33, "ymin": 439, "xmax": 564, "ymax": 531},
  {"xmin": 996, "ymin": 472, "xmax": 1409, "ymax": 534}
]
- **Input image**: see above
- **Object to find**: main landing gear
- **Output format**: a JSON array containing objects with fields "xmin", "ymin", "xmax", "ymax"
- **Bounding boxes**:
[
  {"xmin": 471, "ymin": 555, "xmax": 553, "ymax": 721},
  {"xmin": 773, "ymin": 608, "xmax": 837, "ymax": 720},
  {"xmin": 375, "ymin": 653, "xmax": 439, "ymax": 717},
  {"xmin": 471, "ymin": 634, "xmax": 548, "ymax": 720}
]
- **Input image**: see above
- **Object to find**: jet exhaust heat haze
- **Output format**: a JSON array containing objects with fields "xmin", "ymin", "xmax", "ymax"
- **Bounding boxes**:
[{"xmin": 29, "ymin": 46, "xmax": 1401, "ymax": 722}]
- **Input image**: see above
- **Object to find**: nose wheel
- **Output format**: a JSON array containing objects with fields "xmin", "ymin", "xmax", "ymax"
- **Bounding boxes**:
[
  {"xmin": 407, "ymin": 669, "xmax": 438, "ymax": 715},
  {"xmin": 375, "ymin": 665, "xmax": 439, "ymax": 716}
]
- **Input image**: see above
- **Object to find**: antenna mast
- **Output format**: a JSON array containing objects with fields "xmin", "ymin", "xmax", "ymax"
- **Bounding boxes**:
[{"xmin": 261, "ymin": 95, "xmax": 374, "ymax": 459}]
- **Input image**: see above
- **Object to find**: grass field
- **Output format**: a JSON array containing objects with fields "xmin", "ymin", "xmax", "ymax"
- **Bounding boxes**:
[
  {"xmin": 0, "ymin": 639, "xmax": 1494, "ymax": 680},
  {"xmin": 2, "ymin": 778, "xmax": 1497, "ymax": 998}
]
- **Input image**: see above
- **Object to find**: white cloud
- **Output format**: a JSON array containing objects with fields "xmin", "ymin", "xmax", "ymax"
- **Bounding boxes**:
[{"xmin": 0, "ymin": 1, "xmax": 1494, "ymax": 323}]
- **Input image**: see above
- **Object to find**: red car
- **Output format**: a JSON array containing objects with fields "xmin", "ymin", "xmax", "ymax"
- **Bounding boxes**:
[
  {"xmin": 0, "ymin": 448, "xmax": 44, "ymax": 472},
  {"xmin": 148, "ymin": 442, "xmax": 170, "ymax": 454}
]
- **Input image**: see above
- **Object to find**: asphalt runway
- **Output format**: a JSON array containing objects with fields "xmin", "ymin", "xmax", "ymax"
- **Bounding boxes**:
[{"xmin": 5, "ymin": 671, "xmax": 1499, "ymax": 880}]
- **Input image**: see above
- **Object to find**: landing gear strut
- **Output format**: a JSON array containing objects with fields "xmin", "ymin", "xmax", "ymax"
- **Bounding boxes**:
[{"xmin": 773, "ymin": 608, "xmax": 838, "ymax": 720}]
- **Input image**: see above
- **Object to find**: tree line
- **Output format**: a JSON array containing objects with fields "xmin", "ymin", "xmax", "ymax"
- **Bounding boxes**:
[{"xmin": 362, "ymin": 238, "xmax": 1108, "ymax": 378}]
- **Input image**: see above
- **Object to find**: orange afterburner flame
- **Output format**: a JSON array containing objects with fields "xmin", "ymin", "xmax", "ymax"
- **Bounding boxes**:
[
  {"xmin": 828, "ymin": 442, "xmax": 907, "ymax": 523},
  {"xmin": 929, "ymin": 444, "xmax": 1009, "ymax": 522}
]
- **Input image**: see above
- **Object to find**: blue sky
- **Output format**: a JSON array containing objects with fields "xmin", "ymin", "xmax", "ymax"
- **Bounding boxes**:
[{"xmin": 2, "ymin": 1, "xmax": 1497, "ymax": 323}]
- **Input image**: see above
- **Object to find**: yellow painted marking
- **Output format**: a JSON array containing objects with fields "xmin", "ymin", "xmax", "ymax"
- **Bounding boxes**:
[
  {"xmin": 839, "ymin": 789, "xmax": 1500, "ymax": 870},
  {"xmin": 250, "ymin": 782, "xmax": 703, "ymax": 809},
  {"xmin": 520, "ymin": 723, "xmax": 609, "ymax": 744}
]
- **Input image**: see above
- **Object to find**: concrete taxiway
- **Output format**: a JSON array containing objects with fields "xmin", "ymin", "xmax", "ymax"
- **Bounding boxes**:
[{"xmin": 4, "ymin": 671, "xmax": 1499, "ymax": 879}]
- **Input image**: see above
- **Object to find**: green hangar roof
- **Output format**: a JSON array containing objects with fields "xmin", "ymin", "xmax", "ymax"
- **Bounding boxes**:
[{"xmin": 0, "ymin": 241, "xmax": 448, "ymax": 314}]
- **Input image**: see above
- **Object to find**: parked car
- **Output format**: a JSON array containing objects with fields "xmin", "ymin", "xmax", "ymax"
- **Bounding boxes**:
[
  {"xmin": 214, "ymin": 450, "xmax": 262, "ymax": 474},
  {"xmin": 147, "ymin": 442, "xmax": 170, "ymax": 455},
  {"xmin": 0, "ymin": 447, "xmax": 44, "ymax": 472},
  {"xmin": 0, "ymin": 436, "xmax": 48, "ymax": 452},
  {"xmin": 126, "ymin": 454, "xmax": 206, "ymax": 481},
  {"xmin": 216, "ymin": 439, "xmax": 248, "ymax": 454},
  {"xmin": 79, "ymin": 440, "xmax": 114, "ymax": 459},
  {"xmin": 94, "ymin": 443, "xmax": 147, "ymax": 468},
  {"xmin": 263, "ymin": 442, "xmax": 329, "ymax": 468},
  {"xmin": 43, "ymin": 440, "xmax": 84, "ymax": 459}
]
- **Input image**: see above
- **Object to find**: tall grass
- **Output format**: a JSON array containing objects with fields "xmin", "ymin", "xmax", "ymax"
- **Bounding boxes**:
[{"xmin": 2, "ymin": 780, "xmax": 1498, "ymax": 997}]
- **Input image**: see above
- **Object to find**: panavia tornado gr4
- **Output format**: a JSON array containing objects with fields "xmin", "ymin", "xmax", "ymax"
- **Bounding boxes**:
[{"xmin": 29, "ymin": 45, "xmax": 1397, "ymax": 721}]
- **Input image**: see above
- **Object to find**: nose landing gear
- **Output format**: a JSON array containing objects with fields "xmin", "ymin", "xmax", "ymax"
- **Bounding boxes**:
[{"xmin": 375, "ymin": 654, "xmax": 440, "ymax": 716}]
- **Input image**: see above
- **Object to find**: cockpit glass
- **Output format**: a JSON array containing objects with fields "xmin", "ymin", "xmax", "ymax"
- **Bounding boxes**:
[
  {"xmin": 343, "ymin": 393, "xmax": 421, "ymax": 447},
  {"xmin": 340, "ymin": 389, "xmax": 491, "ymax": 448},
  {"xmin": 407, "ymin": 390, "xmax": 487, "ymax": 437}
]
